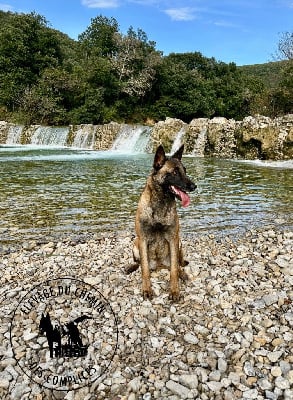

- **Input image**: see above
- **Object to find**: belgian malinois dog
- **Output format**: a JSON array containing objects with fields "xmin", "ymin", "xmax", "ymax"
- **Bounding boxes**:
[{"xmin": 127, "ymin": 144, "xmax": 196, "ymax": 301}]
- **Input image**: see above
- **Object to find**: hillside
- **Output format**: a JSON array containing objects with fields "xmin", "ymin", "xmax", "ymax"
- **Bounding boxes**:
[{"xmin": 239, "ymin": 61, "xmax": 288, "ymax": 89}]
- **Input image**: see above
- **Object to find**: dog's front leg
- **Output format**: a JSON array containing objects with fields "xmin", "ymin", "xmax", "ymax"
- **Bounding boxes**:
[
  {"xmin": 169, "ymin": 237, "xmax": 180, "ymax": 301},
  {"xmin": 139, "ymin": 237, "xmax": 153, "ymax": 299}
]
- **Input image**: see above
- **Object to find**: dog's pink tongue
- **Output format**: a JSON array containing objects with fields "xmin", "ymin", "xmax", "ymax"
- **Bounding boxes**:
[{"xmin": 171, "ymin": 186, "xmax": 191, "ymax": 207}]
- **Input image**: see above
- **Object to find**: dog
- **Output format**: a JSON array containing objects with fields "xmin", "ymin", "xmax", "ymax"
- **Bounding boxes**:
[{"xmin": 126, "ymin": 144, "xmax": 196, "ymax": 301}]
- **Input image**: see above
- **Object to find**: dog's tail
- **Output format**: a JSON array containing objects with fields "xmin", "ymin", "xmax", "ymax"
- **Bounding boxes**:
[{"xmin": 125, "ymin": 263, "xmax": 139, "ymax": 274}]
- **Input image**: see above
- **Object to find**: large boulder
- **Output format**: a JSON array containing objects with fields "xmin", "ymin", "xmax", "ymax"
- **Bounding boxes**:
[{"xmin": 150, "ymin": 118, "xmax": 187, "ymax": 152}]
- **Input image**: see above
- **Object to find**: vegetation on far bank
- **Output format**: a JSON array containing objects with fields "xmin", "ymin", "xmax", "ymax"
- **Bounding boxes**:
[{"xmin": 0, "ymin": 11, "xmax": 292, "ymax": 126}]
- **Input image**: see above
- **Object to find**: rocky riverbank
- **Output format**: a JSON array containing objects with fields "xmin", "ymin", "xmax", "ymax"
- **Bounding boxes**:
[{"xmin": 0, "ymin": 228, "xmax": 292, "ymax": 399}]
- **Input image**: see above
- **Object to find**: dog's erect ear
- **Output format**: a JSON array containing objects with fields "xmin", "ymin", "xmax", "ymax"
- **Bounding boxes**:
[
  {"xmin": 172, "ymin": 144, "xmax": 184, "ymax": 160},
  {"xmin": 153, "ymin": 145, "xmax": 166, "ymax": 170}
]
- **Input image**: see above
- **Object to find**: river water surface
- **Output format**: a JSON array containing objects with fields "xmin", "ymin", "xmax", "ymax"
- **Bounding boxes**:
[{"xmin": 0, "ymin": 146, "xmax": 292, "ymax": 247}]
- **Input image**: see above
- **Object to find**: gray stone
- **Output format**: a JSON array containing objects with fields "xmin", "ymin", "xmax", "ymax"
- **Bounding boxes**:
[
  {"xmin": 10, "ymin": 383, "xmax": 30, "ymax": 400},
  {"xmin": 178, "ymin": 374, "xmax": 198, "ymax": 389},
  {"xmin": 280, "ymin": 361, "xmax": 291, "ymax": 375},
  {"xmin": 258, "ymin": 378, "xmax": 272, "ymax": 390},
  {"xmin": 243, "ymin": 388, "xmax": 259, "ymax": 399},
  {"xmin": 265, "ymin": 390, "xmax": 278, "ymax": 400},
  {"xmin": 218, "ymin": 358, "xmax": 227, "ymax": 373},
  {"xmin": 206, "ymin": 381, "xmax": 223, "ymax": 392},
  {"xmin": 166, "ymin": 380, "xmax": 190, "ymax": 399},
  {"xmin": 228, "ymin": 372, "xmax": 240, "ymax": 385},
  {"xmin": 262, "ymin": 294, "xmax": 278, "ymax": 306},
  {"xmin": 275, "ymin": 256, "xmax": 289, "ymax": 268},
  {"xmin": 183, "ymin": 332, "xmax": 199, "ymax": 345},
  {"xmin": 209, "ymin": 370, "xmax": 221, "ymax": 382},
  {"xmin": 243, "ymin": 361, "xmax": 255, "ymax": 376},
  {"xmin": 128, "ymin": 377, "xmax": 141, "ymax": 392},
  {"xmin": 267, "ymin": 350, "xmax": 283, "ymax": 363},
  {"xmin": 275, "ymin": 376, "xmax": 290, "ymax": 389},
  {"xmin": 284, "ymin": 389, "xmax": 293, "ymax": 400}
]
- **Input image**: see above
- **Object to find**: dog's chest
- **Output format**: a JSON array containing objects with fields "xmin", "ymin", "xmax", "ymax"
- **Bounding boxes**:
[{"xmin": 142, "ymin": 201, "xmax": 177, "ymax": 232}]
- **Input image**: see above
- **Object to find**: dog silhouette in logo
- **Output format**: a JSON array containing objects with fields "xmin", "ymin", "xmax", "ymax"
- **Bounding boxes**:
[{"xmin": 39, "ymin": 313, "xmax": 91, "ymax": 358}]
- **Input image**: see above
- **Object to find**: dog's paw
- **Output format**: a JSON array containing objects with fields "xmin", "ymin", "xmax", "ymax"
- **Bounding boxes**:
[
  {"xmin": 169, "ymin": 289, "xmax": 180, "ymax": 302},
  {"xmin": 142, "ymin": 288, "xmax": 153, "ymax": 300}
]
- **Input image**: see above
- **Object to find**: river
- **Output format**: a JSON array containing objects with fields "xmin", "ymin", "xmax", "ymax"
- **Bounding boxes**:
[{"xmin": 0, "ymin": 145, "xmax": 292, "ymax": 248}]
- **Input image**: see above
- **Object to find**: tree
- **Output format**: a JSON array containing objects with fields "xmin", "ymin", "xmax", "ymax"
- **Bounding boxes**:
[
  {"xmin": 111, "ymin": 27, "xmax": 162, "ymax": 98},
  {"xmin": 275, "ymin": 31, "xmax": 293, "ymax": 60},
  {"xmin": 78, "ymin": 15, "xmax": 119, "ymax": 58},
  {"xmin": 270, "ymin": 31, "xmax": 293, "ymax": 114},
  {"xmin": 0, "ymin": 12, "xmax": 63, "ymax": 112}
]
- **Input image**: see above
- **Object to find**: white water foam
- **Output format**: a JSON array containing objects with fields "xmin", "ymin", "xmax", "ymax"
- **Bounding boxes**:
[{"xmin": 235, "ymin": 159, "xmax": 293, "ymax": 169}]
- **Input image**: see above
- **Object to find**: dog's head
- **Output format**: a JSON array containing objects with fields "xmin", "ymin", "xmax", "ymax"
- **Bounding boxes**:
[{"xmin": 152, "ymin": 144, "xmax": 196, "ymax": 207}]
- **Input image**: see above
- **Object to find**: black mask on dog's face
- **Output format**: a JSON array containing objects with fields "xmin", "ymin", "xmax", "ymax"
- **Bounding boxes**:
[{"xmin": 153, "ymin": 145, "xmax": 196, "ymax": 207}]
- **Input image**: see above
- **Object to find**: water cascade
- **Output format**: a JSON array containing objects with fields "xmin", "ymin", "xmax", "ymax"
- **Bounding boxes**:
[
  {"xmin": 170, "ymin": 127, "xmax": 186, "ymax": 153},
  {"xmin": 192, "ymin": 127, "xmax": 208, "ymax": 156},
  {"xmin": 31, "ymin": 127, "xmax": 69, "ymax": 147},
  {"xmin": 6, "ymin": 125, "xmax": 23, "ymax": 144},
  {"xmin": 111, "ymin": 125, "xmax": 151, "ymax": 154},
  {"xmin": 72, "ymin": 126, "xmax": 95, "ymax": 149}
]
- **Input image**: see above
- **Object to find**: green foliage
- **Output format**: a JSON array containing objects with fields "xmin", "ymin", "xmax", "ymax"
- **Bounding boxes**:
[
  {"xmin": 0, "ymin": 10, "xmax": 291, "ymax": 125},
  {"xmin": 0, "ymin": 11, "xmax": 63, "ymax": 111},
  {"xmin": 239, "ymin": 61, "xmax": 285, "ymax": 89},
  {"xmin": 269, "ymin": 61, "xmax": 293, "ymax": 116},
  {"xmin": 78, "ymin": 15, "xmax": 119, "ymax": 58},
  {"xmin": 150, "ymin": 53, "xmax": 263, "ymax": 121}
]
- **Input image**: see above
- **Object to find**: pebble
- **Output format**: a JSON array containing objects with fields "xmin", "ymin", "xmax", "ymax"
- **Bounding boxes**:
[
  {"xmin": 178, "ymin": 374, "xmax": 198, "ymax": 389},
  {"xmin": 206, "ymin": 381, "xmax": 223, "ymax": 392},
  {"xmin": 267, "ymin": 351, "xmax": 283, "ymax": 363},
  {"xmin": 0, "ymin": 228, "xmax": 292, "ymax": 399},
  {"xmin": 258, "ymin": 378, "xmax": 272, "ymax": 390},
  {"xmin": 183, "ymin": 332, "xmax": 199, "ymax": 345},
  {"xmin": 166, "ymin": 380, "xmax": 190, "ymax": 399},
  {"xmin": 243, "ymin": 388, "xmax": 258, "ymax": 399},
  {"xmin": 0, "ymin": 379, "xmax": 10, "ymax": 389},
  {"xmin": 271, "ymin": 366, "xmax": 282, "ymax": 377},
  {"xmin": 218, "ymin": 358, "xmax": 228, "ymax": 373},
  {"xmin": 275, "ymin": 376, "xmax": 290, "ymax": 390}
]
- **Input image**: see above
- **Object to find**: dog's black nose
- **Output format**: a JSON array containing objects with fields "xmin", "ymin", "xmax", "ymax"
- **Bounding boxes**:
[{"xmin": 189, "ymin": 182, "xmax": 197, "ymax": 191}]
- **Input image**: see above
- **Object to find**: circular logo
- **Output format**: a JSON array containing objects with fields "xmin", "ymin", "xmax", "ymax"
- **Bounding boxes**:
[{"xmin": 10, "ymin": 277, "xmax": 118, "ymax": 391}]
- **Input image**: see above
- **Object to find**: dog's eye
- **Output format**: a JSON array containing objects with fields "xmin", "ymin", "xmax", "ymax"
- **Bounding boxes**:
[{"xmin": 172, "ymin": 169, "xmax": 178, "ymax": 175}]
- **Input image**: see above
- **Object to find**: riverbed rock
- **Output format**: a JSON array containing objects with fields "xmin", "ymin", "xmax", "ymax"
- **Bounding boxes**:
[{"xmin": 0, "ymin": 227, "xmax": 292, "ymax": 399}]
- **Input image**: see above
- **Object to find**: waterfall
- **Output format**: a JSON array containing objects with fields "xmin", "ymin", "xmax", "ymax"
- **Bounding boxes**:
[
  {"xmin": 72, "ymin": 126, "xmax": 95, "ymax": 149},
  {"xmin": 192, "ymin": 127, "xmax": 207, "ymax": 156},
  {"xmin": 31, "ymin": 127, "xmax": 69, "ymax": 147},
  {"xmin": 111, "ymin": 125, "xmax": 151, "ymax": 154},
  {"xmin": 170, "ymin": 127, "xmax": 186, "ymax": 154},
  {"xmin": 6, "ymin": 125, "xmax": 23, "ymax": 144}
]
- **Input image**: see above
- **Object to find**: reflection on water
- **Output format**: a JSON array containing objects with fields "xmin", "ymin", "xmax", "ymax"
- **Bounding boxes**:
[{"xmin": 0, "ymin": 146, "xmax": 292, "ymax": 245}]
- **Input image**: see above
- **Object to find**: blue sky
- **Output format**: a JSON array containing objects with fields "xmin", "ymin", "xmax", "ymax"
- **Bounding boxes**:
[{"xmin": 0, "ymin": 0, "xmax": 292, "ymax": 65}]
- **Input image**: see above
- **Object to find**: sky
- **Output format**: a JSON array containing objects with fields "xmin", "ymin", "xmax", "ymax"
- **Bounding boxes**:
[{"xmin": 0, "ymin": 0, "xmax": 292, "ymax": 66}]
